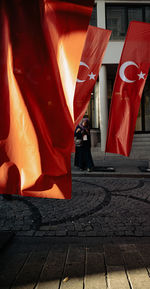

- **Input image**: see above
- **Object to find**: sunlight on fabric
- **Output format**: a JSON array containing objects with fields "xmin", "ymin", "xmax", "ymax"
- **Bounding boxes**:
[
  {"xmin": 58, "ymin": 43, "xmax": 75, "ymax": 121},
  {"xmin": 6, "ymin": 41, "xmax": 42, "ymax": 190},
  {"xmin": 23, "ymin": 183, "xmax": 66, "ymax": 199},
  {"xmin": 20, "ymin": 169, "xmax": 25, "ymax": 190}
]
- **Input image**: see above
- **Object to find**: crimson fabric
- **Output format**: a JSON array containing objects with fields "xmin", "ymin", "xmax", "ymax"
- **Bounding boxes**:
[
  {"xmin": 105, "ymin": 21, "xmax": 150, "ymax": 157},
  {"xmin": 0, "ymin": 0, "xmax": 94, "ymax": 199},
  {"xmin": 74, "ymin": 25, "xmax": 111, "ymax": 127}
]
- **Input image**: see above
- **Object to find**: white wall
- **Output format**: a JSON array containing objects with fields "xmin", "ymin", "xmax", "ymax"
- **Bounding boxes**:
[{"xmin": 103, "ymin": 41, "xmax": 124, "ymax": 64}]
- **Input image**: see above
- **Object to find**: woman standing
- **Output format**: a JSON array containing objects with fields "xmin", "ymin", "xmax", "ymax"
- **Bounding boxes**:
[
  {"xmin": 74, "ymin": 122, "xmax": 84, "ymax": 170},
  {"xmin": 81, "ymin": 118, "xmax": 94, "ymax": 172},
  {"xmin": 74, "ymin": 118, "xmax": 94, "ymax": 171}
]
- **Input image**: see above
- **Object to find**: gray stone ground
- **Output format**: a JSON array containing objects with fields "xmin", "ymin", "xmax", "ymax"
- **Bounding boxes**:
[
  {"xmin": 1, "ymin": 153, "xmax": 150, "ymax": 289},
  {"xmin": 1, "ymin": 176, "xmax": 150, "ymax": 237}
]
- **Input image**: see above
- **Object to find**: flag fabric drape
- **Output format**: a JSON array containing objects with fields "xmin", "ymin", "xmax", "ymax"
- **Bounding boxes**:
[
  {"xmin": 0, "ymin": 0, "xmax": 94, "ymax": 199},
  {"xmin": 105, "ymin": 21, "xmax": 150, "ymax": 157},
  {"xmin": 74, "ymin": 25, "xmax": 111, "ymax": 127}
]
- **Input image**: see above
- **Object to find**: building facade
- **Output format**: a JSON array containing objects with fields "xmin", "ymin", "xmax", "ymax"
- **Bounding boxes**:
[{"xmin": 89, "ymin": 0, "xmax": 150, "ymax": 153}]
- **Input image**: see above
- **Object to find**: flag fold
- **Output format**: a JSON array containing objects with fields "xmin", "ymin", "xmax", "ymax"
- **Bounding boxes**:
[{"xmin": 0, "ymin": 0, "xmax": 94, "ymax": 198}]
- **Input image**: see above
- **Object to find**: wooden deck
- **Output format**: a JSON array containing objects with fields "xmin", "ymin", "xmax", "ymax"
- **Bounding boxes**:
[{"xmin": 1, "ymin": 237, "xmax": 150, "ymax": 289}]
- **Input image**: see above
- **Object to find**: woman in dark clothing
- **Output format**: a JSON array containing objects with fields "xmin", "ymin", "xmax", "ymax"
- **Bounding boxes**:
[
  {"xmin": 74, "ymin": 123, "xmax": 84, "ymax": 170},
  {"xmin": 81, "ymin": 118, "xmax": 94, "ymax": 171},
  {"xmin": 74, "ymin": 118, "xmax": 94, "ymax": 171}
]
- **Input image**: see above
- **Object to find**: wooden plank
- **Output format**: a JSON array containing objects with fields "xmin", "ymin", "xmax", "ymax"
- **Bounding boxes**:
[
  {"xmin": 11, "ymin": 248, "xmax": 49, "ymax": 289},
  {"xmin": 104, "ymin": 244, "xmax": 130, "ymax": 289},
  {"xmin": 36, "ymin": 247, "xmax": 67, "ymax": 289},
  {"xmin": 65, "ymin": 246, "xmax": 85, "ymax": 263},
  {"xmin": 107, "ymin": 266, "xmax": 130, "ymax": 289},
  {"xmin": 123, "ymin": 251, "xmax": 150, "ymax": 289},
  {"xmin": 104, "ymin": 244, "xmax": 124, "ymax": 266},
  {"xmin": 120, "ymin": 244, "xmax": 137, "ymax": 254},
  {"xmin": 85, "ymin": 249, "xmax": 107, "ymax": 289},
  {"xmin": 60, "ymin": 246, "xmax": 85, "ymax": 289},
  {"xmin": 136, "ymin": 243, "xmax": 150, "ymax": 273},
  {"xmin": 0, "ymin": 250, "xmax": 29, "ymax": 289},
  {"xmin": 0, "ymin": 231, "xmax": 14, "ymax": 250}
]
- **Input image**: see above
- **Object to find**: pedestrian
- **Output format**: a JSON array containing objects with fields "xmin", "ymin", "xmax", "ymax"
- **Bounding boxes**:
[
  {"xmin": 82, "ymin": 118, "xmax": 94, "ymax": 172},
  {"xmin": 74, "ymin": 118, "xmax": 94, "ymax": 171},
  {"xmin": 74, "ymin": 122, "xmax": 84, "ymax": 170}
]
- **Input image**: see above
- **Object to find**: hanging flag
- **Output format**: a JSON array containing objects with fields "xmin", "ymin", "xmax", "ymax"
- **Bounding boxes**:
[
  {"xmin": 0, "ymin": 0, "xmax": 94, "ymax": 199},
  {"xmin": 105, "ymin": 21, "xmax": 150, "ymax": 157},
  {"xmin": 74, "ymin": 25, "xmax": 111, "ymax": 127},
  {"xmin": 43, "ymin": 0, "xmax": 95, "ymax": 121}
]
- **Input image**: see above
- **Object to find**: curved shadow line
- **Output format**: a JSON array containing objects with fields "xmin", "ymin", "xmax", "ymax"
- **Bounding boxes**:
[
  {"xmin": 44, "ymin": 185, "xmax": 111, "ymax": 225},
  {"xmin": 110, "ymin": 180, "xmax": 144, "ymax": 193},
  {"xmin": 112, "ymin": 193, "xmax": 150, "ymax": 205},
  {"xmin": 4, "ymin": 179, "xmax": 145, "ymax": 229},
  {"xmin": 45, "ymin": 178, "xmax": 144, "ymax": 226},
  {"xmin": 73, "ymin": 179, "xmax": 144, "ymax": 194},
  {"xmin": 10, "ymin": 196, "xmax": 42, "ymax": 230}
]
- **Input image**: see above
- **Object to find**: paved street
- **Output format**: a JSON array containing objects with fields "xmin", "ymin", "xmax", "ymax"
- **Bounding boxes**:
[
  {"xmin": 1, "ymin": 173, "xmax": 150, "ymax": 288},
  {"xmin": 1, "ymin": 176, "xmax": 150, "ymax": 237},
  {"xmin": 1, "ymin": 235, "xmax": 150, "ymax": 288}
]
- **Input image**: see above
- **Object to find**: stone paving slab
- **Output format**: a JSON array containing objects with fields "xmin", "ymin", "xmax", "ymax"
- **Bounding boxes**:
[{"xmin": 1, "ymin": 236, "xmax": 150, "ymax": 289}]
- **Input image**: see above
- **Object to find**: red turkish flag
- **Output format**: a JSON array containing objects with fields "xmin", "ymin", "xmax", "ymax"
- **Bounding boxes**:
[
  {"xmin": 74, "ymin": 25, "xmax": 111, "ymax": 127},
  {"xmin": 0, "ymin": 0, "xmax": 94, "ymax": 199},
  {"xmin": 106, "ymin": 21, "xmax": 150, "ymax": 157}
]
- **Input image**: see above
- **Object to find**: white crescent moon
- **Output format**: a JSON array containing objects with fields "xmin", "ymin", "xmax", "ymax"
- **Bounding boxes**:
[
  {"xmin": 77, "ymin": 61, "xmax": 89, "ymax": 83},
  {"xmin": 119, "ymin": 61, "xmax": 139, "ymax": 83}
]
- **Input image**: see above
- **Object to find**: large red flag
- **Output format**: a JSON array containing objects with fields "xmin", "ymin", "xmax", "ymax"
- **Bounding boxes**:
[
  {"xmin": 0, "ymin": 0, "xmax": 94, "ymax": 199},
  {"xmin": 106, "ymin": 21, "xmax": 150, "ymax": 157},
  {"xmin": 74, "ymin": 25, "xmax": 111, "ymax": 127}
]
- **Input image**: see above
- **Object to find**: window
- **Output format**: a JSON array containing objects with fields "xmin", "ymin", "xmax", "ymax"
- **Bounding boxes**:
[
  {"xmin": 145, "ymin": 6, "xmax": 150, "ymax": 23},
  {"xmin": 106, "ymin": 6, "xmax": 126, "ymax": 39},
  {"xmin": 90, "ymin": 4, "xmax": 97, "ymax": 27},
  {"xmin": 128, "ymin": 7, "xmax": 143, "ymax": 23},
  {"xmin": 106, "ymin": 5, "xmax": 150, "ymax": 40}
]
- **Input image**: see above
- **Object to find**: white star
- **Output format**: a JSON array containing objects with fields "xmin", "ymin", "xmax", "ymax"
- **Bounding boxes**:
[
  {"xmin": 137, "ymin": 71, "xmax": 146, "ymax": 80},
  {"xmin": 88, "ymin": 72, "xmax": 96, "ymax": 80}
]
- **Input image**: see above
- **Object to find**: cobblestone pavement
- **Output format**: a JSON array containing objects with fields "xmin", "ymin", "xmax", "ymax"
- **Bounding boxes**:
[{"xmin": 1, "ymin": 177, "xmax": 150, "ymax": 237}]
